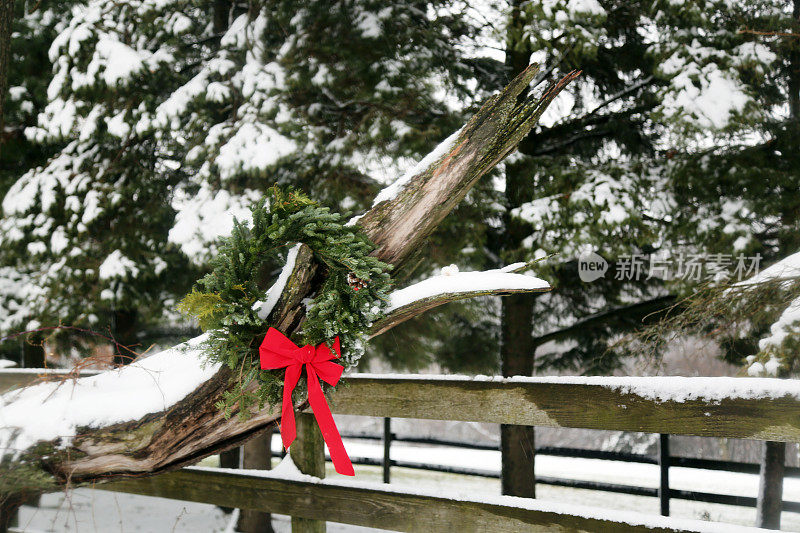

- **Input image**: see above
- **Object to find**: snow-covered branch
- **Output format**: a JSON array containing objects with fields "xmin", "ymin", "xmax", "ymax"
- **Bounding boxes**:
[
  {"xmin": 0, "ymin": 67, "xmax": 575, "ymax": 496},
  {"xmin": 370, "ymin": 266, "xmax": 550, "ymax": 337}
]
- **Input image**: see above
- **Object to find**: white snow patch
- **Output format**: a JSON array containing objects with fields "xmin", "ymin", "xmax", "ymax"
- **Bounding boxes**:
[
  {"xmin": 255, "ymin": 244, "xmax": 301, "ymax": 320},
  {"xmin": 740, "ymin": 250, "xmax": 800, "ymax": 287},
  {"xmin": 387, "ymin": 270, "xmax": 550, "ymax": 312},
  {"xmin": 215, "ymin": 123, "xmax": 296, "ymax": 181},
  {"xmin": 345, "ymin": 373, "xmax": 800, "ymax": 404},
  {"xmin": 735, "ymin": 251, "xmax": 800, "ymax": 352},
  {"xmin": 169, "ymin": 187, "xmax": 259, "ymax": 263},
  {"xmin": 660, "ymin": 58, "xmax": 749, "ymax": 130},
  {"xmin": 98, "ymin": 249, "xmax": 139, "ymax": 280},
  {"xmin": 0, "ymin": 335, "xmax": 217, "ymax": 457},
  {"xmin": 270, "ymin": 454, "xmax": 306, "ymax": 479},
  {"xmin": 94, "ymin": 37, "xmax": 146, "ymax": 86},
  {"xmin": 439, "ymin": 264, "xmax": 459, "ymax": 276},
  {"xmin": 567, "ymin": 0, "xmax": 605, "ymax": 16}
]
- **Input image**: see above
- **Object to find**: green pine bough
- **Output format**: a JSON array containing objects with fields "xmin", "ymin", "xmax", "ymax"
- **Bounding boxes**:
[{"xmin": 178, "ymin": 188, "xmax": 392, "ymax": 418}]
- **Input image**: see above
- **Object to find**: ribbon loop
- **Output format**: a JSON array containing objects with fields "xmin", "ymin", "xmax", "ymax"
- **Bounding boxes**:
[{"xmin": 259, "ymin": 327, "xmax": 354, "ymax": 476}]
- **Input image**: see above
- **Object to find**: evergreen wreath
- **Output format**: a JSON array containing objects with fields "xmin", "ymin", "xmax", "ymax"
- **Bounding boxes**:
[{"xmin": 178, "ymin": 187, "xmax": 392, "ymax": 418}]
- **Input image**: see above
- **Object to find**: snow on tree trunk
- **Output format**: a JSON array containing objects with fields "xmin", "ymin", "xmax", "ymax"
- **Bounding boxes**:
[{"xmin": 0, "ymin": 66, "xmax": 575, "ymax": 496}]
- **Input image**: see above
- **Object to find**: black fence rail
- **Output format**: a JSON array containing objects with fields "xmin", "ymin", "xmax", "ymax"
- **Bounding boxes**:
[{"xmin": 325, "ymin": 420, "xmax": 800, "ymax": 516}]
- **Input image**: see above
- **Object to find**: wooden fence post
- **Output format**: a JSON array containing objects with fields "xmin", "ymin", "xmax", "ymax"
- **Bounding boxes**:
[
  {"xmin": 238, "ymin": 428, "xmax": 275, "ymax": 533},
  {"xmin": 757, "ymin": 440, "xmax": 785, "ymax": 529},
  {"xmin": 658, "ymin": 434, "xmax": 670, "ymax": 517},
  {"xmin": 291, "ymin": 413, "xmax": 325, "ymax": 533},
  {"xmin": 383, "ymin": 417, "xmax": 392, "ymax": 484}
]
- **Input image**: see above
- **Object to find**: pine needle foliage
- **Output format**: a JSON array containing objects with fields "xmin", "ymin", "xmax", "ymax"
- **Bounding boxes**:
[
  {"xmin": 179, "ymin": 187, "xmax": 392, "ymax": 418},
  {"xmin": 613, "ymin": 276, "xmax": 800, "ymax": 370}
]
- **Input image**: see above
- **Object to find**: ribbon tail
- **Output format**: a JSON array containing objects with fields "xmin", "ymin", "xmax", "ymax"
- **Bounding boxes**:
[
  {"xmin": 306, "ymin": 367, "xmax": 354, "ymax": 476},
  {"xmin": 280, "ymin": 364, "xmax": 303, "ymax": 450}
]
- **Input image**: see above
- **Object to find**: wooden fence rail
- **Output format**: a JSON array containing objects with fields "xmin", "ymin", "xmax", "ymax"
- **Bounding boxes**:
[
  {"xmin": 4, "ymin": 371, "xmax": 800, "ymax": 441},
  {"xmin": 2, "ymin": 369, "xmax": 799, "ymax": 531},
  {"xmin": 329, "ymin": 376, "xmax": 800, "ymax": 442},
  {"xmin": 328, "ymin": 431, "xmax": 800, "ymax": 515},
  {"xmin": 102, "ymin": 467, "xmax": 757, "ymax": 533}
]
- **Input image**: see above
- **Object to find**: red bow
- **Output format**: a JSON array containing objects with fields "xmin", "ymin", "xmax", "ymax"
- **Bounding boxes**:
[{"xmin": 259, "ymin": 327, "xmax": 354, "ymax": 476}]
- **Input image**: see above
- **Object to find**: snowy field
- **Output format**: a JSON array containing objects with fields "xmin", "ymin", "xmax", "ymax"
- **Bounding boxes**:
[{"xmin": 13, "ymin": 436, "xmax": 800, "ymax": 532}]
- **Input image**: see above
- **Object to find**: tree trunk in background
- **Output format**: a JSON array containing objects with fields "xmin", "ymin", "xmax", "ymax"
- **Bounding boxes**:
[
  {"xmin": 212, "ymin": 0, "xmax": 229, "ymax": 34},
  {"xmin": 217, "ymin": 447, "xmax": 241, "ymax": 514},
  {"xmin": 22, "ymin": 335, "xmax": 45, "ymax": 368},
  {"xmin": 0, "ymin": 0, "xmax": 14, "ymax": 139},
  {"xmin": 237, "ymin": 428, "xmax": 274, "ymax": 533},
  {"xmin": 499, "ymin": 0, "xmax": 536, "ymax": 498},
  {"xmin": 112, "ymin": 309, "xmax": 138, "ymax": 365},
  {"xmin": 500, "ymin": 295, "xmax": 536, "ymax": 497},
  {"xmin": 789, "ymin": 0, "xmax": 800, "ymax": 120}
]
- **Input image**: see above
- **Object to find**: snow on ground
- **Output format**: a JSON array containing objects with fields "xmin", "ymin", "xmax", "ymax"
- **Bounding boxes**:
[{"xmin": 15, "ymin": 435, "xmax": 800, "ymax": 532}]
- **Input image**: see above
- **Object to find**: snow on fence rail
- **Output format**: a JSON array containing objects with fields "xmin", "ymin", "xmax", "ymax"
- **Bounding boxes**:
[
  {"xmin": 5, "ymin": 370, "xmax": 800, "ymax": 441},
  {"xmin": 101, "ymin": 463, "xmax": 769, "ymax": 533},
  {"xmin": 329, "ymin": 374, "xmax": 800, "ymax": 442},
  {"xmin": 2, "ymin": 369, "xmax": 799, "ymax": 532}
]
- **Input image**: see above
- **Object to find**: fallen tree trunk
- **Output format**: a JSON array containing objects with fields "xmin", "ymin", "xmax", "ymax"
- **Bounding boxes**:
[{"xmin": 0, "ymin": 66, "xmax": 576, "ymax": 497}]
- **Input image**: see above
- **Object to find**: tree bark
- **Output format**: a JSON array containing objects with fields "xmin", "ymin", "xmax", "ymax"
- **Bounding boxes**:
[
  {"xmin": 0, "ymin": 494, "xmax": 21, "ymax": 533},
  {"xmin": 789, "ymin": 0, "xmax": 800, "ymax": 120},
  {"xmin": 358, "ymin": 67, "xmax": 578, "ymax": 272},
  {"xmin": 499, "ymin": 0, "xmax": 537, "ymax": 499},
  {"xmin": 0, "ymin": 67, "xmax": 575, "ymax": 496},
  {"xmin": 212, "ymin": 0, "xmax": 229, "ymax": 35},
  {"xmin": 0, "ymin": 0, "xmax": 14, "ymax": 140}
]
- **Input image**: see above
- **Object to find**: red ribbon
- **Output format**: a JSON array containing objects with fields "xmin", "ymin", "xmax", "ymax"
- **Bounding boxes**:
[{"xmin": 259, "ymin": 327, "xmax": 354, "ymax": 476}]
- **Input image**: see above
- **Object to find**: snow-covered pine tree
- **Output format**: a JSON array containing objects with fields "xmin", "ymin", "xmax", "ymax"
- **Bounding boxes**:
[
  {"xmin": 405, "ymin": 0, "xmax": 796, "ymax": 498},
  {"xmin": 1, "ymin": 0, "xmax": 75, "ymax": 192},
  {"xmin": 428, "ymin": 0, "xmax": 798, "ymax": 379},
  {"xmin": 655, "ymin": 0, "xmax": 800, "ymax": 294},
  {"xmin": 0, "ymin": 0, "xmax": 82, "ymax": 365},
  {"xmin": 405, "ymin": 0, "xmax": 670, "ymax": 498},
  {"xmin": 620, "ymin": 0, "xmax": 800, "ymax": 368},
  {"xmin": 0, "ymin": 0, "xmax": 214, "ymax": 360},
  {"xmin": 0, "ymin": 0, "xmax": 475, "ymax": 361},
  {"xmin": 650, "ymin": 0, "xmax": 800, "ymax": 366}
]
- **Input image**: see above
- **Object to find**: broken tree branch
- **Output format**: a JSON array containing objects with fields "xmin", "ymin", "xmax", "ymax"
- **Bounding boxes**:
[{"xmin": 0, "ymin": 66, "xmax": 577, "ymax": 496}]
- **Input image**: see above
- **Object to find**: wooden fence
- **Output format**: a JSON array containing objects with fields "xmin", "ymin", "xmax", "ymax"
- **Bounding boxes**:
[
  {"xmin": 333, "ymin": 427, "xmax": 800, "ymax": 515},
  {"xmin": 3, "ymin": 370, "xmax": 800, "ymax": 532}
]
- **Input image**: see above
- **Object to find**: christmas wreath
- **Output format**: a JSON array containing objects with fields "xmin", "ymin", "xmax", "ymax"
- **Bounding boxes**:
[{"xmin": 178, "ymin": 188, "xmax": 392, "ymax": 421}]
